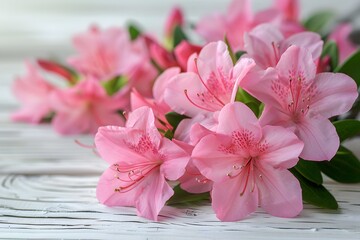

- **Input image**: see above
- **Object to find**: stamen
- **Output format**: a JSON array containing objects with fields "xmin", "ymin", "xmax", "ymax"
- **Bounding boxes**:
[{"xmin": 184, "ymin": 89, "xmax": 214, "ymax": 111}]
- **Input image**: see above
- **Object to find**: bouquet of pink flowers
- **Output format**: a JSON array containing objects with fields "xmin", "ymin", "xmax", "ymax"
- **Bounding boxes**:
[{"xmin": 12, "ymin": 0, "xmax": 360, "ymax": 221}]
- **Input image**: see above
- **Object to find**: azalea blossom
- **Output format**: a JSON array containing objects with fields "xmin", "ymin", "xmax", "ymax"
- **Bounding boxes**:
[
  {"xmin": 241, "ymin": 46, "xmax": 358, "ymax": 160},
  {"xmin": 192, "ymin": 102, "xmax": 304, "ymax": 221},
  {"xmin": 51, "ymin": 78, "xmax": 125, "ymax": 135},
  {"xmin": 244, "ymin": 23, "xmax": 323, "ymax": 70},
  {"xmin": 12, "ymin": 62, "xmax": 55, "ymax": 123},
  {"xmin": 164, "ymin": 6, "xmax": 184, "ymax": 40},
  {"xmin": 164, "ymin": 41, "xmax": 256, "ymax": 117},
  {"xmin": 329, "ymin": 23, "xmax": 358, "ymax": 63},
  {"xmin": 68, "ymin": 26, "xmax": 157, "ymax": 97},
  {"xmin": 95, "ymin": 107, "xmax": 190, "ymax": 220}
]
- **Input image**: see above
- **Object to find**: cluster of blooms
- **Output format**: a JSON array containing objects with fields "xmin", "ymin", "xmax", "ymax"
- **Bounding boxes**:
[{"xmin": 12, "ymin": 0, "xmax": 360, "ymax": 221}]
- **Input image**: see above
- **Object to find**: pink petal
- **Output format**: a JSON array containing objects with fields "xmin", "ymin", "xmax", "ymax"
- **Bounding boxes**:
[
  {"xmin": 192, "ymin": 134, "xmax": 240, "ymax": 183},
  {"xmin": 196, "ymin": 13, "xmax": 227, "ymax": 42},
  {"xmin": 276, "ymin": 45, "xmax": 317, "ymax": 86},
  {"xmin": 260, "ymin": 125, "xmax": 303, "ymax": 169},
  {"xmin": 211, "ymin": 179, "xmax": 258, "ymax": 221},
  {"xmin": 244, "ymin": 23, "xmax": 283, "ymax": 69},
  {"xmin": 96, "ymin": 167, "xmax": 137, "ymax": 207},
  {"xmin": 197, "ymin": 42, "xmax": 233, "ymax": 96},
  {"xmin": 274, "ymin": 0, "xmax": 300, "ymax": 22},
  {"xmin": 259, "ymin": 106, "xmax": 294, "ymax": 128},
  {"xmin": 164, "ymin": 72, "xmax": 212, "ymax": 116},
  {"xmin": 174, "ymin": 41, "xmax": 202, "ymax": 71},
  {"xmin": 153, "ymin": 67, "xmax": 180, "ymax": 104},
  {"xmin": 297, "ymin": 115, "xmax": 339, "ymax": 161},
  {"xmin": 281, "ymin": 32, "xmax": 323, "ymax": 61},
  {"xmin": 240, "ymin": 68, "xmax": 284, "ymax": 110},
  {"xmin": 126, "ymin": 106, "xmax": 162, "ymax": 146},
  {"xmin": 310, "ymin": 73, "xmax": 358, "ymax": 118},
  {"xmin": 256, "ymin": 165, "xmax": 303, "ymax": 218},
  {"xmin": 164, "ymin": 6, "xmax": 184, "ymax": 38},
  {"xmin": 52, "ymin": 109, "xmax": 91, "ymax": 135},
  {"xmin": 95, "ymin": 126, "xmax": 149, "ymax": 165},
  {"xmin": 179, "ymin": 160, "xmax": 213, "ymax": 194},
  {"xmin": 159, "ymin": 138, "xmax": 190, "ymax": 181},
  {"xmin": 135, "ymin": 172, "xmax": 173, "ymax": 221},
  {"xmin": 217, "ymin": 102, "xmax": 262, "ymax": 141},
  {"xmin": 230, "ymin": 57, "xmax": 256, "ymax": 102},
  {"xmin": 329, "ymin": 23, "xmax": 358, "ymax": 63}
]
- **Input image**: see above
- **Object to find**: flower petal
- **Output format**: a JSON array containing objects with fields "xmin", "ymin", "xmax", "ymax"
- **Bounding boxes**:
[
  {"xmin": 212, "ymin": 178, "xmax": 258, "ymax": 221},
  {"xmin": 159, "ymin": 138, "xmax": 190, "ymax": 180},
  {"xmin": 135, "ymin": 172, "xmax": 173, "ymax": 221},
  {"xmin": 310, "ymin": 73, "xmax": 358, "ymax": 118},
  {"xmin": 260, "ymin": 125, "xmax": 303, "ymax": 169},
  {"xmin": 153, "ymin": 67, "xmax": 181, "ymax": 104},
  {"xmin": 192, "ymin": 134, "xmax": 241, "ymax": 183},
  {"xmin": 296, "ymin": 115, "xmax": 339, "ymax": 161},
  {"xmin": 256, "ymin": 166, "xmax": 303, "ymax": 218},
  {"xmin": 276, "ymin": 45, "xmax": 317, "ymax": 86},
  {"xmin": 217, "ymin": 102, "xmax": 262, "ymax": 141}
]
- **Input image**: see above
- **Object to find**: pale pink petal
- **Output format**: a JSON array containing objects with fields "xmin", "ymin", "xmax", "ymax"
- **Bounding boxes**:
[
  {"xmin": 153, "ymin": 67, "xmax": 181, "ymax": 103},
  {"xmin": 276, "ymin": 45, "xmax": 317, "ymax": 85},
  {"xmin": 95, "ymin": 126, "xmax": 148, "ymax": 165},
  {"xmin": 159, "ymin": 138, "xmax": 190, "ymax": 180},
  {"xmin": 96, "ymin": 167, "xmax": 138, "ymax": 207},
  {"xmin": 189, "ymin": 123, "xmax": 215, "ymax": 145},
  {"xmin": 196, "ymin": 13, "xmax": 227, "ymax": 42},
  {"xmin": 259, "ymin": 125, "xmax": 303, "ymax": 169},
  {"xmin": 135, "ymin": 172, "xmax": 173, "ymax": 221},
  {"xmin": 197, "ymin": 42, "xmax": 233, "ymax": 94},
  {"xmin": 281, "ymin": 32, "xmax": 323, "ymax": 61},
  {"xmin": 310, "ymin": 73, "xmax": 358, "ymax": 118},
  {"xmin": 179, "ymin": 160, "xmax": 213, "ymax": 193},
  {"xmin": 240, "ymin": 68, "xmax": 284, "ymax": 109},
  {"xmin": 164, "ymin": 72, "xmax": 212, "ymax": 116},
  {"xmin": 217, "ymin": 102, "xmax": 262, "ymax": 141},
  {"xmin": 256, "ymin": 165, "xmax": 302, "ymax": 218},
  {"xmin": 296, "ymin": 115, "xmax": 339, "ymax": 161},
  {"xmin": 212, "ymin": 179, "xmax": 258, "ymax": 221},
  {"xmin": 329, "ymin": 23, "xmax": 358, "ymax": 63},
  {"xmin": 186, "ymin": 53, "xmax": 198, "ymax": 73},
  {"xmin": 230, "ymin": 57, "xmax": 256, "ymax": 101},
  {"xmin": 259, "ymin": 106, "xmax": 294, "ymax": 129},
  {"xmin": 52, "ymin": 108, "xmax": 90, "ymax": 135},
  {"xmin": 192, "ymin": 134, "xmax": 240, "ymax": 183}
]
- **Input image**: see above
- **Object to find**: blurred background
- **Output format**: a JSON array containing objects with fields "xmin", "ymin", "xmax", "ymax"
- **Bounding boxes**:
[{"xmin": 1, "ymin": 0, "xmax": 360, "ymax": 59}]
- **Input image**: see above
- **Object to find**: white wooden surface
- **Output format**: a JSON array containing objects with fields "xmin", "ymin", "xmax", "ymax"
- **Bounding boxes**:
[{"xmin": 0, "ymin": 1, "xmax": 360, "ymax": 239}]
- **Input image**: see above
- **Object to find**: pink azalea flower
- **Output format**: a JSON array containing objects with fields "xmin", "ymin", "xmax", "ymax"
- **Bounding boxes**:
[
  {"xmin": 274, "ymin": 0, "xmax": 299, "ymax": 22},
  {"xmin": 329, "ymin": 23, "xmax": 358, "ymax": 63},
  {"xmin": 51, "ymin": 78, "xmax": 125, "ymax": 135},
  {"xmin": 131, "ymin": 67, "xmax": 181, "ymax": 130},
  {"xmin": 164, "ymin": 41, "xmax": 255, "ymax": 117},
  {"xmin": 173, "ymin": 41, "xmax": 203, "ymax": 71},
  {"xmin": 164, "ymin": 6, "xmax": 184, "ymax": 39},
  {"xmin": 244, "ymin": 23, "xmax": 323, "ymax": 70},
  {"xmin": 95, "ymin": 107, "xmax": 190, "ymax": 220},
  {"xmin": 11, "ymin": 62, "xmax": 55, "ymax": 124},
  {"xmin": 68, "ymin": 26, "xmax": 157, "ymax": 97},
  {"xmin": 192, "ymin": 102, "xmax": 304, "ymax": 221},
  {"xmin": 241, "ymin": 46, "xmax": 359, "ymax": 160}
]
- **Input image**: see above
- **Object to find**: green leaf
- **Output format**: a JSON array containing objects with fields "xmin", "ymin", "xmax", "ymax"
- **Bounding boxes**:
[
  {"xmin": 165, "ymin": 112, "xmax": 189, "ymax": 131},
  {"xmin": 335, "ymin": 49, "xmax": 360, "ymax": 87},
  {"xmin": 173, "ymin": 25, "xmax": 188, "ymax": 48},
  {"xmin": 235, "ymin": 88, "xmax": 261, "ymax": 116},
  {"xmin": 102, "ymin": 76, "xmax": 128, "ymax": 96},
  {"xmin": 164, "ymin": 130, "xmax": 174, "ymax": 140},
  {"xmin": 303, "ymin": 10, "xmax": 334, "ymax": 33},
  {"xmin": 167, "ymin": 185, "xmax": 210, "ymax": 205},
  {"xmin": 333, "ymin": 119, "xmax": 360, "ymax": 142},
  {"xmin": 290, "ymin": 168, "xmax": 338, "ymax": 209},
  {"xmin": 235, "ymin": 51, "xmax": 246, "ymax": 61},
  {"xmin": 321, "ymin": 41, "xmax": 339, "ymax": 70},
  {"xmin": 128, "ymin": 23, "xmax": 142, "ymax": 41},
  {"xmin": 294, "ymin": 159, "xmax": 323, "ymax": 185},
  {"xmin": 318, "ymin": 146, "xmax": 360, "ymax": 183}
]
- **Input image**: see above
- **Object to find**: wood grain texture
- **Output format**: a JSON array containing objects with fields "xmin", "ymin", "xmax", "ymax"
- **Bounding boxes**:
[{"xmin": 0, "ymin": 1, "xmax": 360, "ymax": 239}]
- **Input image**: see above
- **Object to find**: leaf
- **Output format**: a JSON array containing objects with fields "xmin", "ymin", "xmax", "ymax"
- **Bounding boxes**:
[
  {"xmin": 128, "ymin": 23, "xmax": 142, "ymax": 41},
  {"xmin": 167, "ymin": 185, "xmax": 210, "ymax": 205},
  {"xmin": 290, "ymin": 168, "xmax": 338, "ymax": 209},
  {"xmin": 165, "ymin": 112, "xmax": 189, "ymax": 131},
  {"xmin": 318, "ymin": 146, "xmax": 360, "ymax": 183},
  {"xmin": 321, "ymin": 41, "xmax": 339, "ymax": 70},
  {"xmin": 235, "ymin": 51, "xmax": 246, "ymax": 61},
  {"xmin": 235, "ymin": 88, "xmax": 261, "ymax": 116},
  {"xmin": 303, "ymin": 10, "xmax": 334, "ymax": 33},
  {"xmin": 173, "ymin": 25, "xmax": 188, "ymax": 48},
  {"xmin": 294, "ymin": 159, "xmax": 323, "ymax": 185},
  {"xmin": 333, "ymin": 119, "xmax": 360, "ymax": 142},
  {"xmin": 102, "ymin": 76, "xmax": 128, "ymax": 96},
  {"xmin": 335, "ymin": 49, "xmax": 360, "ymax": 87}
]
